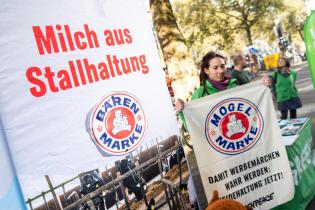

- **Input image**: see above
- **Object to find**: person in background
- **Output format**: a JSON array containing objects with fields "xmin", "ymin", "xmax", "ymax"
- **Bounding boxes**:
[
  {"xmin": 249, "ymin": 54, "xmax": 259, "ymax": 80},
  {"xmin": 265, "ymin": 57, "xmax": 302, "ymax": 120},
  {"xmin": 230, "ymin": 54, "xmax": 251, "ymax": 85}
]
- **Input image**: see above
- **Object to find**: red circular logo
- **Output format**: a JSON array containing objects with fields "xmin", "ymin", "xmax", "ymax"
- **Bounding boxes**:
[
  {"xmin": 205, "ymin": 98, "xmax": 264, "ymax": 155},
  {"xmin": 105, "ymin": 107, "xmax": 135, "ymax": 139},
  {"xmin": 220, "ymin": 112, "xmax": 249, "ymax": 140},
  {"xmin": 89, "ymin": 92, "xmax": 147, "ymax": 155}
]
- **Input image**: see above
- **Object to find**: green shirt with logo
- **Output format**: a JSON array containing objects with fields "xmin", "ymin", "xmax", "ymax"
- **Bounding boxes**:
[{"xmin": 179, "ymin": 79, "xmax": 238, "ymax": 129}]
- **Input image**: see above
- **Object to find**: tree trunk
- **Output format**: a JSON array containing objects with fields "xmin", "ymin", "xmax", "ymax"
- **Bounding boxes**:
[
  {"xmin": 150, "ymin": 0, "xmax": 199, "ymax": 100},
  {"xmin": 245, "ymin": 25, "xmax": 253, "ymax": 46}
]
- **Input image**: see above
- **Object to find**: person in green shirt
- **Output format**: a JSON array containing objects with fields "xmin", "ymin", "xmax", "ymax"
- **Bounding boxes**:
[
  {"xmin": 175, "ymin": 51, "xmax": 237, "ymax": 209},
  {"xmin": 176, "ymin": 51, "xmax": 270, "ymax": 128},
  {"xmin": 175, "ymin": 51, "xmax": 238, "ymax": 128},
  {"xmin": 230, "ymin": 54, "xmax": 251, "ymax": 85},
  {"xmin": 175, "ymin": 51, "xmax": 269, "ymax": 208},
  {"xmin": 269, "ymin": 57, "xmax": 302, "ymax": 119}
]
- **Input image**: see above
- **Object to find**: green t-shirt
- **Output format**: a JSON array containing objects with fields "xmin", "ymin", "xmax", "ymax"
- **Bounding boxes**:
[
  {"xmin": 179, "ymin": 79, "xmax": 238, "ymax": 129},
  {"xmin": 230, "ymin": 69, "xmax": 251, "ymax": 85},
  {"xmin": 271, "ymin": 69, "xmax": 298, "ymax": 102}
]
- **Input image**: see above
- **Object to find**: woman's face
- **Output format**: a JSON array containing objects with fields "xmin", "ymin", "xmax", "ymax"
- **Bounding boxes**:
[
  {"xmin": 204, "ymin": 57, "xmax": 226, "ymax": 81},
  {"xmin": 278, "ymin": 58, "xmax": 289, "ymax": 71}
]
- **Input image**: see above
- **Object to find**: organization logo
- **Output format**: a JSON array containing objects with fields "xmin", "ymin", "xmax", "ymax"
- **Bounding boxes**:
[
  {"xmin": 205, "ymin": 98, "xmax": 264, "ymax": 155},
  {"xmin": 90, "ymin": 91, "xmax": 147, "ymax": 155}
]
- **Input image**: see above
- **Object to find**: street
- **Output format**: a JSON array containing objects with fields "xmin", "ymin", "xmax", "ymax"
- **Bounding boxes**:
[{"xmin": 291, "ymin": 61, "xmax": 315, "ymax": 147}]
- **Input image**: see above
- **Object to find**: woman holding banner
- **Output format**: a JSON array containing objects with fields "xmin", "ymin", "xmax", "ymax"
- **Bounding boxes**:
[
  {"xmin": 176, "ymin": 51, "xmax": 238, "ymax": 128},
  {"xmin": 175, "ymin": 51, "xmax": 270, "ymax": 208},
  {"xmin": 268, "ymin": 57, "xmax": 302, "ymax": 119},
  {"xmin": 176, "ymin": 51, "xmax": 236, "ymax": 209},
  {"xmin": 176, "ymin": 51, "xmax": 270, "ymax": 119}
]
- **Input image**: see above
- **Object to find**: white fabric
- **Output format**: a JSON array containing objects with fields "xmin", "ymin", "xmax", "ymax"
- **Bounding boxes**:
[
  {"xmin": 183, "ymin": 81, "xmax": 294, "ymax": 210},
  {"xmin": 0, "ymin": 0, "xmax": 178, "ymax": 200}
]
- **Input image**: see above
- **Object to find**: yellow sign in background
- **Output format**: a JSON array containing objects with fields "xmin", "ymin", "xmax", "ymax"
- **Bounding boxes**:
[{"xmin": 263, "ymin": 53, "xmax": 280, "ymax": 70}]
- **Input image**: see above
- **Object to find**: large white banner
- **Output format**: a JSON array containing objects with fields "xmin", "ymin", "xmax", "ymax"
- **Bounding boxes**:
[
  {"xmin": 183, "ymin": 81, "xmax": 294, "ymax": 210},
  {"xmin": 0, "ymin": 0, "xmax": 178, "ymax": 204}
]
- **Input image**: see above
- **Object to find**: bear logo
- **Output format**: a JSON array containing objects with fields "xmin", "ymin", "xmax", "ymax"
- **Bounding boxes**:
[
  {"xmin": 112, "ymin": 109, "xmax": 131, "ymax": 135},
  {"xmin": 226, "ymin": 114, "xmax": 246, "ymax": 138}
]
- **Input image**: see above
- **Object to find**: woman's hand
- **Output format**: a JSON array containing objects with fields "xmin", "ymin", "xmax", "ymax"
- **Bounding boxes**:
[
  {"xmin": 175, "ymin": 99, "xmax": 185, "ymax": 114},
  {"xmin": 262, "ymin": 75, "xmax": 271, "ymax": 87}
]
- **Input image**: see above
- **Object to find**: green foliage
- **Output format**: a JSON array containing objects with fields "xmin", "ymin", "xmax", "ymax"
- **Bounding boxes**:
[
  {"xmin": 279, "ymin": 0, "xmax": 307, "ymax": 42},
  {"xmin": 172, "ymin": 0, "xmax": 305, "ymax": 56}
]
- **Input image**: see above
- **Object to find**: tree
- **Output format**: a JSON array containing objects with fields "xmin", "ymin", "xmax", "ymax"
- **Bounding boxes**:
[
  {"xmin": 172, "ymin": 0, "xmax": 234, "ymax": 59},
  {"xmin": 150, "ymin": 0, "xmax": 199, "ymax": 100},
  {"xmin": 279, "ymin": 0, "xmax": 307, "ymax": 42},
  {"xmin": 212, "ymin": 0, "xmax": 284, "ymax": 45},
  {"xmin": 173, "ymin": 0, "xmax": 285, "ymax": 56}
]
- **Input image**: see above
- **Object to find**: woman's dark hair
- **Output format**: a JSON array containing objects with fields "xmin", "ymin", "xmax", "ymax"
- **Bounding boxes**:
[
  {"xmin": 279, "ymin": 57, "xmax": 291, "ymax": 68},
  {"xmin": 199, "ymin": 51, "xmax": 226, "ymax": 87}
]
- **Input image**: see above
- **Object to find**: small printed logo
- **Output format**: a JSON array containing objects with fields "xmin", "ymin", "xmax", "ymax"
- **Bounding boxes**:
[
  {"xmin": 205, "ymin": 98, "xmax": 264, "ymax": 155},
  {"xmin": 90, "ymin": 92, "xmax": 147, "ymax": 155}
]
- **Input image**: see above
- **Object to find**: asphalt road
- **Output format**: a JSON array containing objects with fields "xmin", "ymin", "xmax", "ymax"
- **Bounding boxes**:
[{"xmin": 291, "ymin": 61, "xmax": 315, "ymax": 147}]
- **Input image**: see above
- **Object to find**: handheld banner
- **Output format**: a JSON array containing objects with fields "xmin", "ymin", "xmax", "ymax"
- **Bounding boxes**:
[
  {"xmin": 0, "ymin": 0, "xmax": 179, "ymax": 207},
  {"xmin": 183, "ymin": 81, "xmax": 294, "ymax": 210},
  {"xmin": 304, "ymin": 10, "xmax": 315, "ymax": 90}
]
